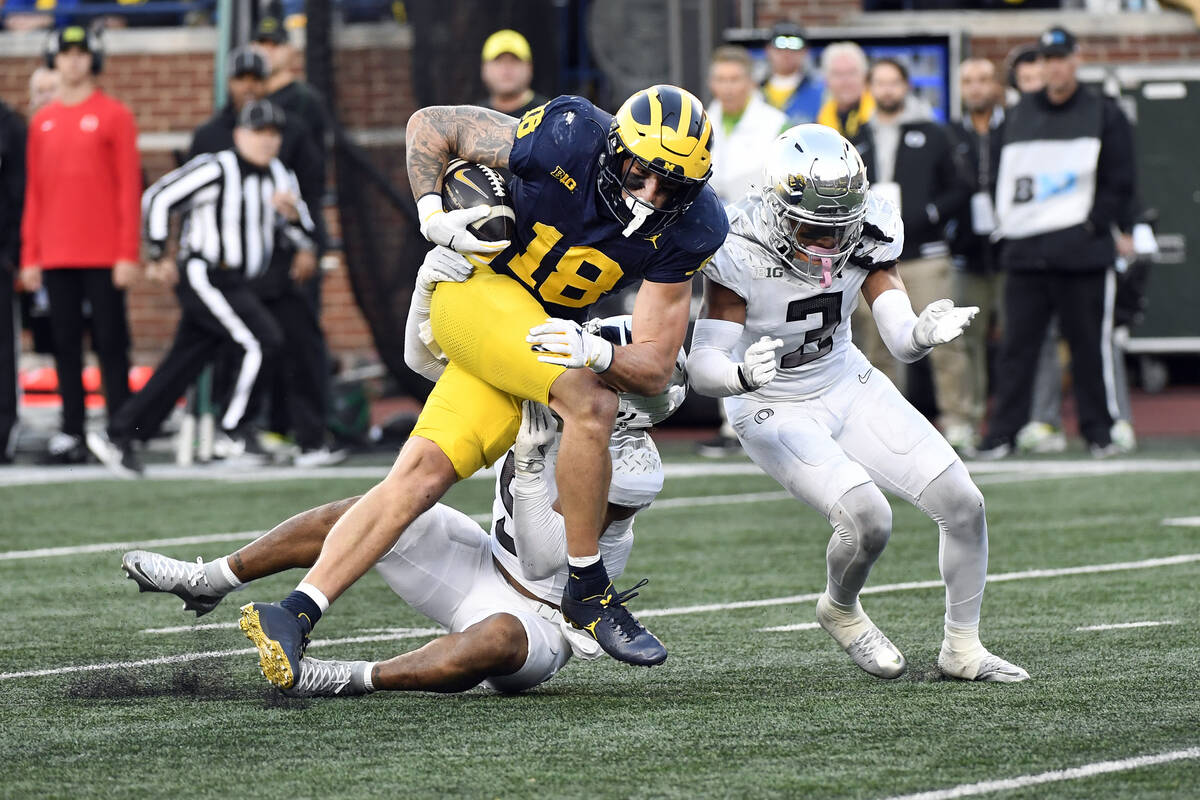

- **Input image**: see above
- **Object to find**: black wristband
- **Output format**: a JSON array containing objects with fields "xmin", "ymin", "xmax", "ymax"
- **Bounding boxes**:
[{"xmin": 736, "ymin": 365, "xmax": 755, "ymax": 393}]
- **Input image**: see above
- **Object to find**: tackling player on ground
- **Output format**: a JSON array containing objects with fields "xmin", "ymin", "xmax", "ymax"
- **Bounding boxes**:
[
  {"xmin": 688, "ymin": 124, "xmax": 1027, "ymax": 682},
  {"xmin": 122, "ymin": 314, "xmax": 683, "ymax": 696},
  {"xmin": 238, "ymin": 85, "xmax": 727, "ymax": 687}
]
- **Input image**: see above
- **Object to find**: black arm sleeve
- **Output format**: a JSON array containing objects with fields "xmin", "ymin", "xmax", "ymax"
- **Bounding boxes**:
[{"xmin": 1090, "ymin": 98, "xmax": 1136, "ymax": 235}]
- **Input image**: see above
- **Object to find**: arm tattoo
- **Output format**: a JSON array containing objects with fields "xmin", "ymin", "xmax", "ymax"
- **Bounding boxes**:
[{"xmin": 406, "ymin": 105, "xmax": 518, "ymax": 199}]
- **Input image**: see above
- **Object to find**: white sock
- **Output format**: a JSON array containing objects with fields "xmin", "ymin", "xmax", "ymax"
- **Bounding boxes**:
[
  {"xmin": 944, "ymin": 619, "xmax": 982, "ymax": 653},
  {"xmin": 218, "ymin": 557, "xmax": 242, "ymax": 589},
  {"xmin": 567, "ymin": 552, "xmax": 601, "ymax": 569},
  {"xmin": 360, "ymin": 662, "xmax": 376, "ymax": 692},
  {"xmin": 297, "ymin": 581, "xmax": 331, "ymax": 613}
]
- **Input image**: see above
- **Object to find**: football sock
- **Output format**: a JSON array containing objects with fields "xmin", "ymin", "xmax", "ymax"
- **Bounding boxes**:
[
  {"xmin": 359, "ymin": 662, "xmax": 377, "ymax": 693},
  {"xmin": 566, "ymin": 555, "xmax": 609, "ymax": 600},
  {"xmin": 202, "ymin": 557, "xmax": 242, "ymax": 594},
  {"xmin": 944, "ymin": 620, "xmax": 983, "ymax": 654},
  {"xmin": 281, "ymin": 583, "xmax": 329, "ymax": 633}
]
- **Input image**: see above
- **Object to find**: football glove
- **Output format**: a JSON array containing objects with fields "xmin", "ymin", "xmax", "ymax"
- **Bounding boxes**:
[
  {"xmin": 416, "ymin": 245, "xmax": 475, "ymax": 293},
  {"xmin": 513, "ymin": 401, "xmax": 558, "ymax": 474},
  {"xmin": 417, "ymin": 193, "xmax": 510, "ymax": 255},
  {"xmin": 527, "ymin": 318, "xmax": 614, "ymax": 373},
  {"xmin": 740, "ymin": 336, "xmax": 783, "ymax": 390},
  {"xmin": 912, "ymin": 299, "xmax": 979, "ymax": 348},
  {"xmin": 850, "ymin": 192, "xmax": 904, "ymax": 271}
]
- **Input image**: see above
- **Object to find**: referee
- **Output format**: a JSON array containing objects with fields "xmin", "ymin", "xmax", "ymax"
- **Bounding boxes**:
[{"xmin": 88, "ymin": 100, "xmax": 316, "ymax": 476}]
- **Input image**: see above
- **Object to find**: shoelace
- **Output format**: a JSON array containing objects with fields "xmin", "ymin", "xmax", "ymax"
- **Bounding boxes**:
[
  {"xmin": 139, "ymin": 553, "xmax": 208, "ymax": 591},
  {"xmin": 293, "ymin": 660, "xmax": 352, "ymax": 695},
  {"xmin": 602, "ymin": 579, "xmax": 650, "ymax": 643},
  {"xmin": 848, "ymin": 626, "xmax": 895, "ymax": 660}
]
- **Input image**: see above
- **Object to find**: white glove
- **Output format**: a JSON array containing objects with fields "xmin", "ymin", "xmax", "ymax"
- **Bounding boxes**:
[
  {"xmin": 416, "ymin": 245, "xmax": 475, "ymax": 293},
  {"xmin": 416, "ymin": 193, "xmax": 510, "ymax": 254},
  {"xmin": 526, "ymin": 318, "xmax": 614, "ymax": 372},
  {"xmin": 740, "ymin": 336, "xmax": 783, "ymax": 389},
  {"xmin": 513, "ymin": 401, "xmax": 558, "ymax": 474},
  {"xmin": 912, "ymin": 299, "xmax": 979, "ymax": 348}
]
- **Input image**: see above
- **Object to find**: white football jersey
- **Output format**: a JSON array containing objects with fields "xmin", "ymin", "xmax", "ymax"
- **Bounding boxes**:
[
  {"xmin": 703, "ymin": 191, "xmax": 902, "ymax": 402},
  {"xmin": 488, "ymin": 428, "xmax": 663, "ymax": 603}
]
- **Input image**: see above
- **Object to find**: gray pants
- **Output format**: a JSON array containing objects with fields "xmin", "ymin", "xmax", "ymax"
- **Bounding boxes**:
[
  {"xmin": 952, "ymin": 268, "xmax": 1005, "ymax": 432},
  {"xmin": 1031, "ymin": 321, "xmax": 1132, "ymax": 427}
]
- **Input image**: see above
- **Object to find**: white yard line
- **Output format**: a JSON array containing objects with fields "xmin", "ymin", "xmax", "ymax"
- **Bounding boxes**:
[
  {"xmin": 0, "ymin": 629, "xmax": 446, "ymax": 680},
  {"xmin": 876, "ymin": 747, "xmax": 1200, "ymax": 800},
  {"xmin": 758, "ymin": 623, "xmax": 822, "ymax": 632},
  {"xmin": 1, "ymin": 457, "xmax": 1198, "ymax": 488},
  {"xmin": 141, "ymin": 622, "xmax": 240, "ymax": 634},
  {"xmin": 5, "ymin": 552, "xmax": 1196, "ymax": 681},
  {"xmin": 1162, "ymin": 516, "xmax": 1200, "ymax": 527},
  {"xmin": 1075, "ymin": 620, "xmax": 1178, "ymax": 632},
  {"xmin": 0, "ymin": 493, "xmax": 793, "ymax": 562}
]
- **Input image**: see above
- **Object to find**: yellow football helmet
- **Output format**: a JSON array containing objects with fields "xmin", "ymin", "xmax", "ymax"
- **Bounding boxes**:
[{"xmin": 599, "ymin": 85, "xmax": 713, "ymax": 236}]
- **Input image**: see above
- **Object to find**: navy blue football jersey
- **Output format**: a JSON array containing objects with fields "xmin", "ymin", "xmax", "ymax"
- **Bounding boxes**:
[{"xmin": 497, "ymin": 95, "xmax": 728, "ymax": 321}]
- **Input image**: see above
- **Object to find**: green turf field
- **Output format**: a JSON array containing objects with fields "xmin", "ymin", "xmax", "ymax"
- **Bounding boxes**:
[{"xmin": 1, "ymin": 453, "xmax": 1198, "ymax": 799}]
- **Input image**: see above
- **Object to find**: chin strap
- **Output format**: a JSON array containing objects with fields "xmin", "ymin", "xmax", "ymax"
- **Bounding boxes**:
[{"xmin": 621, "ymin": 196, "xmax": 653, "ymax": 237}]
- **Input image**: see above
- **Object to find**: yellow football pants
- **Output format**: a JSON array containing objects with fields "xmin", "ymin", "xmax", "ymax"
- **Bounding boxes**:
[{"xmin": 410, "ymin": 270, "xmax": 565, "ymax": 478}]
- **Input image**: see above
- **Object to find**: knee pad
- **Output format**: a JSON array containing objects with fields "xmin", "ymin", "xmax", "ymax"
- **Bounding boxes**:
[{"xmin": 830, "ymin": 483, "xmax": 893, "ymax": 558}]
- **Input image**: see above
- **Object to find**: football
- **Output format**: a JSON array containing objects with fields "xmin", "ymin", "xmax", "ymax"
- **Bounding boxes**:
[{"xmin": 440, "ymin": 159, "xmax": 516, "ymax": 243}]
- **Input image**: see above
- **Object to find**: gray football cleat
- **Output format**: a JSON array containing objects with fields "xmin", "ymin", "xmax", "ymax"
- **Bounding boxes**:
[
  {"xmin": 121, "ymin": 550, "xmax": 225, "ymax": 616},
  {"xmin": 816, "ymin": 592, "xmax": 906, "ymax": 679},
  {"xmin": 938, "ymin": 642, "xmax": 1030, "ymax": 683},
  {"xmin": 282, "ymin": 658, "xmax": 372, "ymax": 698}
]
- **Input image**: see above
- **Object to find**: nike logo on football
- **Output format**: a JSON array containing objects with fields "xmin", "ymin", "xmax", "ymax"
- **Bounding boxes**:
[{"xmin": 858, "ymin": 368, "xmax": 873, "ymax": 384}]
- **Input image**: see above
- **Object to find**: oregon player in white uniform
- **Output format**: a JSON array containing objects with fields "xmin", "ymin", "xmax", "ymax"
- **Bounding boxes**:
[{"xmin": 688, "ymin": 125, "xmax": 1028, "ymax": 683}]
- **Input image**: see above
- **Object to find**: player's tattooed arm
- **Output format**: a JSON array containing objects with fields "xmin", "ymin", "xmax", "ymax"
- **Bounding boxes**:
[{"xmin": 406, "ymin": 106, "xmax": 519, "ymax": 198}]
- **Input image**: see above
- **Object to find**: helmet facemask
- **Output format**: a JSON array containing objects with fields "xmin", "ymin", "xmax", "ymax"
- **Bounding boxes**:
[
  {"xmin": 762, "ymin": 190, "xmax": 865, "ymax": 288},
  {"xmin": 759, "ymin": 124, "xmax": 870, "ymax": 288},
  {"xmin": 599, "ymin": 134, "xmax": 708, "ymax": 237},
  {"xmin": 584, "ymin": 315, "xmax": 688, "ymax": 429}
]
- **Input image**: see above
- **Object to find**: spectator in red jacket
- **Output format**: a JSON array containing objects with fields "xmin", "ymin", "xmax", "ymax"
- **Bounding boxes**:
[{"xmin": 20, "ymin": 26, "xmax": 141, "ymax": 464}]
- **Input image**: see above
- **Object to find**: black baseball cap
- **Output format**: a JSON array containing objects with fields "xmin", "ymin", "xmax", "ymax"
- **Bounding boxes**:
[
  {"xmin": 768, "ymin": 21, "xmax": 806, "ymax": 51},
  {"xmin": 56, "ymin": 25, "xmax": 93, "ymax": 54},
  {"xmin": 1039, "ymin": 26, "xmax": 1077, "ymax": 57},
  {"xmin": 237, "ymin": 99, "xmax": 286, "ymax": 131},
  {"xmin": 253, "ymin": 16, "xmax": 289, "ymax": 45},
  {"xmin": 227, "ymin": 46, "xmax": 267, "ymax": 80}
]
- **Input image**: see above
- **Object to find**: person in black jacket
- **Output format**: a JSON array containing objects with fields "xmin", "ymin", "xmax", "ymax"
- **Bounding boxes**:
[
  {"xmin": 850, "ymin": 58, "xmax": 973, "ymax": 447},
  {"xmin": 0, "ymin": 99, "xmax": 26, "ymax": 462},
  {"xmin": 948, "ymin": 57, "xmax": 1006, "ymax": 452},
  {"xmin": 979, "ymin": 27, "xmax": 1136, "ymax": 459}
]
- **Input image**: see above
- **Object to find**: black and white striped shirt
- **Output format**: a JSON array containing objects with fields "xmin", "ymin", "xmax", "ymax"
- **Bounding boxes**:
[{"xmin": 142, "ymin": 150, "xmax": 315, "ymax": 277}]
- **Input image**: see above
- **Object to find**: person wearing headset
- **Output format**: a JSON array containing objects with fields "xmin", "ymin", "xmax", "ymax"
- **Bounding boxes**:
[{"xmin": 20, "ymin": 26, "xmax": 141, "ymax": 465}]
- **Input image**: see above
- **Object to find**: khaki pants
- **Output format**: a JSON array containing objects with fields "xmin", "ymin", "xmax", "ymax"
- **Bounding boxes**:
[
  {"xmin": 953, "ymin": 268, "xmax": 1005, "ymax": 431},
  {"xmin": 852, "ymin": 254, "xmax": 970, "ymax": 428}
]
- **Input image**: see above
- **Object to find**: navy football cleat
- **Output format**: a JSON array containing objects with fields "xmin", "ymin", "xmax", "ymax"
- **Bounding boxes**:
[
  {"xmin": 239, "ymin": 602, "xmax": 310, "ymax": 690},
  {"xmin": 560, "ymin": 579, "xmax": 667, "ymax": 667}
]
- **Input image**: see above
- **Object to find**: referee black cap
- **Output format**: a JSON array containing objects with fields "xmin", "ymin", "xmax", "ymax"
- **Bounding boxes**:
[{"xmin": 237, "ymin": 99, "xmax": 286, "ymax": 132}]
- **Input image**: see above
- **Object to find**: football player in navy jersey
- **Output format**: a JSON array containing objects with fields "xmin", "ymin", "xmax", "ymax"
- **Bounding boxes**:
[{"xmin": 238, "ymin": 86, "xmax": 728, "ymax": 688}]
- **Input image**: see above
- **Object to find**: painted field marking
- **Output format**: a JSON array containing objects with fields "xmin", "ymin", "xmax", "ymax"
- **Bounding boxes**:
[
  {"xmin": 0, "ymin": 628, "xmax": 445, "ymax": 681},
  {"xmin": 5, "ymin": 552, "xmax": 1197, "ymax": 681},
  {"xmin": 141, "ymin": 622, "xmax": 239, "ymax": 634},
  {"xmin": 0, "ymin": 492, "xmax": 794, "ymax": 562},
  {"xmin": 875, "ymin": 747, "xmax": 1200, "ymax": 800},
  {"xmin": 758, "ymin": 623, "xmax": 821, "ymax": 633},
  {"xmin": 1162, "ymin": 516, "xmax": 1200, "ymax": 527},
  {"xmin": 1075, "ymin": 620, "xmax": 1178, "ymax": 632}
]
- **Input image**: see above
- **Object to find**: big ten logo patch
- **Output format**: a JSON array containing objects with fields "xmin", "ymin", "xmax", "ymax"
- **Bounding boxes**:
[
  {"xmin": 551, "ymin": 165, "xmax": 577, "ymax": 191},
  {"xmin": 753, "ymin": 265, "xmax": 788, "ymax": 279}
]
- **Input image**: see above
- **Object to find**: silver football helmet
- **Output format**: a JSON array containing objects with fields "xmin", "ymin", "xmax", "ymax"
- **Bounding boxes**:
[
  {"xmin": 760, "ymin": 124, "xmax": 869, "ymax": 287},
  {"xmin": 584, "ymin": 315, "xmax": 687, "ymax": 430}
]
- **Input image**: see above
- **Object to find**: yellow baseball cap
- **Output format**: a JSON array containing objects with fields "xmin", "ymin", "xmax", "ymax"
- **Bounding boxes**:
[{"xmin": 482, "ymin": 29, "xmax": 532, "ymax": 63}]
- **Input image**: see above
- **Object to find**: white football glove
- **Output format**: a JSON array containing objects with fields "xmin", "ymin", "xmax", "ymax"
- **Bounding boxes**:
[
  {"xmin": 513, "ymin": 401, "xmax": 558, "ymax": 474},
  {"xmin": 526, "ymin": 318, "xmax": 614, "ymax": 373},
  {"xmin": 912, "ymin": 299, "xmax": 979, "ymax": 348},
  {"xmin": 850, "ymin": 192, "xmax": 904, "ymax": 270},
  {"xmin": 740, "ymin": 336, "xmax": 783, "ymax": 390},
  {"xmin": 416, "ymin": 245, "xmax": 475, "ymax": 293},
  {"xmin": 416, "ymin": 193, "xmax": 510, "ymax": 255}
]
